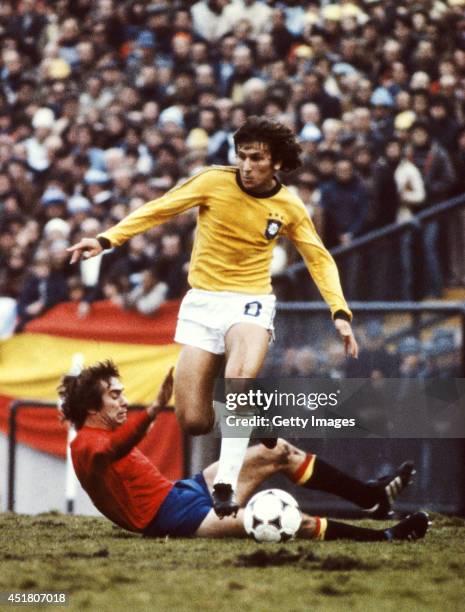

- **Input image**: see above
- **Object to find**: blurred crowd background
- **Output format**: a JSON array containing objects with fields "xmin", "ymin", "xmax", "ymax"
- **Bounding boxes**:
[{"xmin": 0, "ymin": 0, "xmax": 464, "ymax": 362}]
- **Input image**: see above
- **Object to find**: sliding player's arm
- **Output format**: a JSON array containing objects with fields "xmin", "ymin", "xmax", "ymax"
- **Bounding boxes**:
[{"xmin": 92, "ymin": 367, "xmax": 174, "ymax": 464}]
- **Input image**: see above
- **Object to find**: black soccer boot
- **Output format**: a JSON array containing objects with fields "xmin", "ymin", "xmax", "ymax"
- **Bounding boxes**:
[
  {"xmin": 366, "ymin": 461, "xmax": 416, "ymax": 519},
  {"xmin": 212, "ymin": 482, "xmax": 240, "ymax": 518},
  {"xmin": 384, "ymin": 511, "xmax": 430, "ymax": 541}
]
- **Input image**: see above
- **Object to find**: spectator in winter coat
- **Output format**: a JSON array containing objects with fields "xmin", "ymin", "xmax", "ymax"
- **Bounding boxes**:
[
  {"xmin": 16, "ymin": 253, "xmax": 68, "ymax": 330},
  {"xmin": 408, "ymin": 120, "xmax": 456, "ymax": 297},
  {"xmin": 320, "ymin": 158, "xmax": 369, "ymax": 247}
]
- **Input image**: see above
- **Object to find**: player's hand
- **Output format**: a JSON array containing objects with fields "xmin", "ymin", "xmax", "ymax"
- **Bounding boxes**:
[
  {"xmin": 334, "ymin": 318, "xmax": 358, "ymax": 358},
  {"xmin": 67, "ymin": 238, "xmax": 103, "ymax": 264},
  {"xmin": 147, "ymin": 367, "xmax": 174, "ymax": 419}
]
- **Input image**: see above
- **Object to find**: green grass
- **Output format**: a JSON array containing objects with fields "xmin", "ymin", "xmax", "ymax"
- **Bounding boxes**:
[{"xmin": 1, "ymin": 513, "xmax": 465, "ymax": 612}]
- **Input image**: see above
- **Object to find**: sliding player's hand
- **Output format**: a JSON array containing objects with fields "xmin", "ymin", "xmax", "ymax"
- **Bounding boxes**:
[
  {"xmin": 67, "ymin": 238, "xmax": 103, "ymax": 264},
  {"xmin": 334, "ymin": 319, "xmax": 358, "ymax": 359},
  {"xmin": 147, "ymin": 367, "xmax": 174, "ymax": 419}
]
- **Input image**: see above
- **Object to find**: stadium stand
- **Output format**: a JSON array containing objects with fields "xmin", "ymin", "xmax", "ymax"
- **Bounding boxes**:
[{"xmin": 0, "ymin": 0, "xmax": 464, "ymax": 329}]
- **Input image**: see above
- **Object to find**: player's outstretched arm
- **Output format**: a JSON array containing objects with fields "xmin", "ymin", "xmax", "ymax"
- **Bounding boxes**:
[
  {"xmin": 146, "ymin": 367, "xmax": 174, "ymax": 419},
  {"xmin": 334, "ymin": 318, "xmax": 358, "ymax": 358},
  {"xmin": 67, "ymin": 237, "xmax": 103, "ymax": 264}
]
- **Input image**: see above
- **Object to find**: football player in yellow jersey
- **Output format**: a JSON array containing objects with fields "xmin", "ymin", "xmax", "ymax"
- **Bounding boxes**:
[{"xmin": 68, "ymin": 117, "xmax": 358, "ymax": 517}]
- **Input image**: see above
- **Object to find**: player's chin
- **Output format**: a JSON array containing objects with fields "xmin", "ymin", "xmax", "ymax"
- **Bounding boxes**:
[{"xmin": 117, "ymin": 412, "xmax": 128, "ymax": 424}]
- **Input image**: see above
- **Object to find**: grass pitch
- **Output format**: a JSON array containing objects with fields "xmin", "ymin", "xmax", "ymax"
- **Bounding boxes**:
[{"xmin": 0, "ymin": 512, "xmax": 464, "ymax": 612}]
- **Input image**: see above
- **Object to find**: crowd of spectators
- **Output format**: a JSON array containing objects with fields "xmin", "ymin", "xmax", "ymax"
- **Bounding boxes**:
[
  {"xmin": 270, "ymin": 320, "xmax": 462, "ymax": 379},
  {"xmin": 0, "ymin": 0, "xmax": 465, "ymax": 336}
]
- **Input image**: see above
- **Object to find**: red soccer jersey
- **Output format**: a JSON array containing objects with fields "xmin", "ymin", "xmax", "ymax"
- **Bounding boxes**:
[{"xmin": 71, "ymin": 411, "xmax": 174, "ymax": 532}]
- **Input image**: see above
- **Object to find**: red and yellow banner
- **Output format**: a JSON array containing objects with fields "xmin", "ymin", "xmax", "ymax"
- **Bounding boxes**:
[{"xmin": 0, "ymin": 300, "xmax": 184, "ymax": 479}]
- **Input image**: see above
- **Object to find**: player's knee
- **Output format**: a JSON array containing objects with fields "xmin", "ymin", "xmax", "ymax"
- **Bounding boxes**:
[
  {"xmin": 225, "ymin": 362, "xmax": 257, "ymax": 379},
  {"xmin": 255, "ymin": 439, "xmax": 290, "ymax": 467},
  {"xmin": 177, "ymin": 410, "xmax": 214, "ymax": 436}
]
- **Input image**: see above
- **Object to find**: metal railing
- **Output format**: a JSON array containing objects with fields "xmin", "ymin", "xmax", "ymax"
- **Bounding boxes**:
[
  {"xmin": 270, "ymin": 301, "xmax": 465, "ymax": 377},
  {"xmin": 278, "ymin": 192, "xmax": 465, "ymax": 302}
]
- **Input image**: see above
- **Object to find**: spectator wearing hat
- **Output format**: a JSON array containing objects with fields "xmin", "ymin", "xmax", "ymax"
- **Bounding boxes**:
[
  {"xmin": 67, "ymin": 194, "xmax": 92, "ymax": 226},
  {"xmin": 145, "ymin": 4, "xmax": 174, "ymax": 58},
  {"xmin": 40, "ymin": 186, "xmax": 68, "ymax": 221},
  {"xmin": 127, "ymin": 30, "xmax": 157, "ymax": 72},
  {"xmin": 299, "ymin": 123, "xmax": 323, "ymax": 165},
  {"xmin": 370, "ymin": 87, "xmax": 395, "ymax": 155},
  {"xmin": 23, "ymin": 107, "xmax": 55, "ymax": 174}
]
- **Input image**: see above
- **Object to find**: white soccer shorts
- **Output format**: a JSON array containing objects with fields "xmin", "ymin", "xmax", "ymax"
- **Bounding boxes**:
[{"xmin": 174, "ymin": 288, "xmax": 276, "ymax": 355}]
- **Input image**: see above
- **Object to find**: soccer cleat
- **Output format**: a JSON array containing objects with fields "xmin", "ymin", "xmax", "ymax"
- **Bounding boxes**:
[
  {"xmin": 212, "ymin": 482, "xmax": 239, "ymax": 518},
  {"xmin": 384, "ymin": 511, "xmax": 430, "ymax": 541},
  {"xmin": 365, "ymin": 461, "xmax": 416, "ymax": 519}
]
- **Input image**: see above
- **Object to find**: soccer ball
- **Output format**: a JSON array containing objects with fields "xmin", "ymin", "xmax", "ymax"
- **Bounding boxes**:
[{"xmin": 243, "ymin": 489, "xmax": 302, "ymax": 543}]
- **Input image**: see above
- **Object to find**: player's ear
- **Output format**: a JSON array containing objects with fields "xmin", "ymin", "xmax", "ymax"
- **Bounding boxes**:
[{"xmin": 273, "ymin": 160, "xmax": 282, "ymax": 171}]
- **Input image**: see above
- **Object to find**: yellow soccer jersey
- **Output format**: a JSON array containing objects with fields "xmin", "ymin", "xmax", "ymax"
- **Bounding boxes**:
[{"xmin": 99, "ymin": 166, "xmax": 351, "ymax": 318}]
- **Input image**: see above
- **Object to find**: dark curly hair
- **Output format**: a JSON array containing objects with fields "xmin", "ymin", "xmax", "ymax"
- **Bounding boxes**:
[
  {"xmin": 58, "ymin": 360, "xmax": 120, "ymax": 430},
  {"xmin": 233, "ymin": 116, "xmax": 302, "ymax": 172}
]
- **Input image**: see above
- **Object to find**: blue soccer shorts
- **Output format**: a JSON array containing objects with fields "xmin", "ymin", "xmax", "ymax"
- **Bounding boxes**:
[{"xmin": 143, "ymin": 473, "xmax": 213, "ymax": 538}]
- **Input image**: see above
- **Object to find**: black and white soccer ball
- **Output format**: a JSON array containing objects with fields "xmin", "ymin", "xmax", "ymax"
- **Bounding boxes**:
[{"xmin": 244, "ymin": 489, "xmax": 302, "ymax": 543}]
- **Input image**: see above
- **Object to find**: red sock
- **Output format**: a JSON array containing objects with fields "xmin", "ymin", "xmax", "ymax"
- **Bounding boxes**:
[
  {"xmin": 290, "ymin": 453, "xmax": 316, "ymax": 485},
  {"xmin": 313, "ymin": 516, "xmax": 328, "ymax": 540}
]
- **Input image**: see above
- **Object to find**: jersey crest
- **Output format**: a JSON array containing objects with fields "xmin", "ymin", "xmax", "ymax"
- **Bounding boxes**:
[{"xmin": 265, "ymin": 219, "xmax": 282, "ymax": 240}]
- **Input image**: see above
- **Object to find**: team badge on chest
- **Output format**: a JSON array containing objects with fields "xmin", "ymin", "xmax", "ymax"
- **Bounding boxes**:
[{"xmin": 265, "ymin": 219, "xmax": 282, "ymax": 240}]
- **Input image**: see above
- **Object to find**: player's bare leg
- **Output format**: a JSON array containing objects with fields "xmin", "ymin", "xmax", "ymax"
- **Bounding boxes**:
[
  {"xmin": 200, "ymin": 442, "xmax": 428, "ymax": 541},
  {"xmin": 174, "ymin": 345, "xmax": 223, "ymax": 435},
  {"xmin": 203, "ymin": 440, "xmax": 292, "ymax": 505},
  {"xmin": 212, "ymin": 323, "xmax": 270, "ymax": 517},
  {"xmin": 195, "ymin": 509, "xmax": 246, "ymax": 538},
  {"xmin": 194, "ymin": 507, "xmax": 429, "ymax": 542},
  {"xmin": 205, "ymin": 439, "xmax": 415, "ymax": 518}
]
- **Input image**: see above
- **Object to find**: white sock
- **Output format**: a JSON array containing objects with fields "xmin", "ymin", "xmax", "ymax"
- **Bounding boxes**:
[{"xmin": 213, "ymin": 401, "xmax": 253, "ymax": 490}]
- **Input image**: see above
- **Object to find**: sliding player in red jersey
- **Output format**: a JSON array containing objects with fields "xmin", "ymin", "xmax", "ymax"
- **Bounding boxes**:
[{"xmin": 59, "ymin": 361, "xmax": 428, "ymax": 542}]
